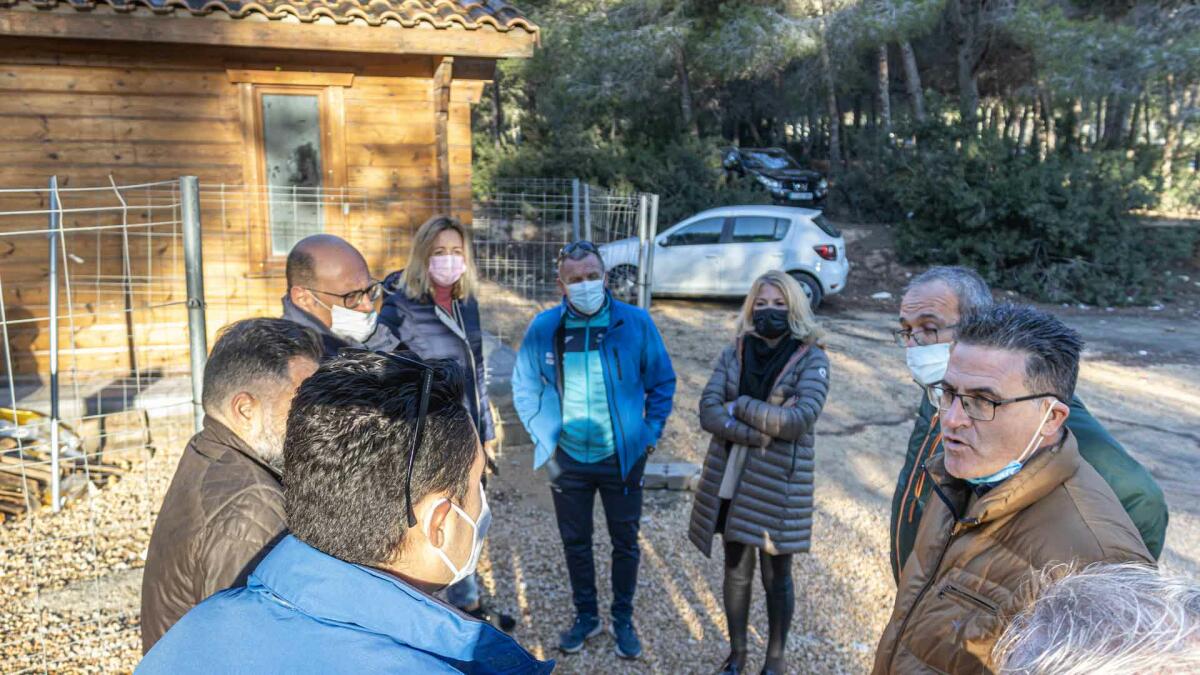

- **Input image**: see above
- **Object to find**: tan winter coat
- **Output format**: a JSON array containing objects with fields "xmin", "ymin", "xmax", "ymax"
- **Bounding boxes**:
[
  {"xmin": 140, "ymin": 417, "xmax": 286, "ymax": 653},
  {"xmin": 688, "ymin": 338, "xmax": 830, "ymax": 556},
  {"xmin": 872, "ymin": 430, "xmax": 1153, "ymax": 674}
]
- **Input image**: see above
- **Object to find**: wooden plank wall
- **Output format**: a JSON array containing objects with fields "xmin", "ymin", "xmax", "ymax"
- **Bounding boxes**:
[{"xmin": 0, "ymin": 39, "xmax": 490, "ymax": 388}]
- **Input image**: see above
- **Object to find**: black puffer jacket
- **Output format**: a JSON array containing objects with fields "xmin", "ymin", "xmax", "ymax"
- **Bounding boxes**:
[
  {"xmin": 688, "ymin": 338, "xmax": 831, "ymax": 556},
  {"xmin": 379, "ymin": 272, "xmax": 495, "ymax": 442}
]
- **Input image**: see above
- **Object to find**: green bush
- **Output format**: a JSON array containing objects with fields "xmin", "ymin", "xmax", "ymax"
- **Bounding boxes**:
[{"xmin": 888, "ymin": 127, "xmax": 1196, "ymax": 305}]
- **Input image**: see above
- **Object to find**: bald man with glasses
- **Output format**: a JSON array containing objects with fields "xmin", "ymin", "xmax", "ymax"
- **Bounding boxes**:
[{"xmin": 282, "ymin": 234, "xmax": 398, "ymax": 358}]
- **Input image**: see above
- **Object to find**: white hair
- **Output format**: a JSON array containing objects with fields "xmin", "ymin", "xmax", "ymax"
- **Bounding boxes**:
[{"xmin": 994, "ymin": 562, "xmax": 1200, "ymax": 675}]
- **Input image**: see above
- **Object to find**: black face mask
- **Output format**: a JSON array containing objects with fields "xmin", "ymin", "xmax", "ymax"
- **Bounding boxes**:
[{"xmin": 752, "ymin": 308, "xmax": 790, "ymax": 339}]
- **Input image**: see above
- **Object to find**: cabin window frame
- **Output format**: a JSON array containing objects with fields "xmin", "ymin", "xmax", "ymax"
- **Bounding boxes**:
[{"xmin": 232, "ymin": 70, "xmax": 351, "ymax": 276}]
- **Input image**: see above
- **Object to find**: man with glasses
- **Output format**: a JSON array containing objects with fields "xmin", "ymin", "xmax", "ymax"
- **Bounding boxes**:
[
  {"xmin": 889, "ymin": 267, "xmax": 1166, "ymax": 585},
  {"xmin": 872, "ymin": 303, "xmax": 1152, "ymax": 674},
  {"xmin": 512, "ymin": 240, "xmax": 676, "ymax": 660},
  {"xmin": 282, "ymin": 234, "xmax": 397, "ymax": 358},
  {"xmin": 139, "ymin": 351, "xmax": 552, "ymax": 674}
]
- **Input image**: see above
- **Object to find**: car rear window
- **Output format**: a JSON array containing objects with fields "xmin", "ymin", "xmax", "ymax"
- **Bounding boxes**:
[
  {"xmin": 813, "ymin": 214, "xmax": 841, "ymax": 237},
  {"xmin": 730, "ymin": 216, "xmax": 789, "ymax": 243}
]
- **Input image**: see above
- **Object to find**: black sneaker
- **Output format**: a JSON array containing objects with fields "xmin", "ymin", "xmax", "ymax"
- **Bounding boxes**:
[{"xmin": 467, "ymin": 604, "xmax": 517, "ymax": 633}]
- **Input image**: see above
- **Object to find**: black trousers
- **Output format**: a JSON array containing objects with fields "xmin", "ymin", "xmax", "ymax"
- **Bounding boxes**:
[
  {"xmin": 549, "ymin": 448, "xmax": 645, "ymax": 622},
  {"xmin": 718, "ymin": 500, "xmax": 794, "ymax": 668}
]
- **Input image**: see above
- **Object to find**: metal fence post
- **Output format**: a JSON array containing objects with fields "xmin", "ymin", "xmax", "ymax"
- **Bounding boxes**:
[
  {"xmin": 181, "ymin": 176, "xmax": 207, "ymax": 435},
  {"xmin": 635, "ymin": 194, "xmax": 650, "ymax": 309},
  {"xmin": 571, "ymin": 178, "xmax": 582, "ymax": 241},
  {"xmin": 48, "ymin": 176, "xmax": 61, "ymax": 512},
  {"xmin": 582, "ymin": 183, "xmax": 593, "ymax": 241},
  {"xmin": 644, "ymin": 193, "xmax": 659, "ymax": 310}
]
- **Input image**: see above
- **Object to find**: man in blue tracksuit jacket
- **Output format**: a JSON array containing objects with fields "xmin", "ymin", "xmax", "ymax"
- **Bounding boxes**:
[{"xmin": 512, "ymin": 241, "xmax": 676, "ymax": 660}]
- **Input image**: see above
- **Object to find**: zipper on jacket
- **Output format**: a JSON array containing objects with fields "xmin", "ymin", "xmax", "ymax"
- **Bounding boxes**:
[
  {"xmin": 938, "ymin": 584, "xmax": 999, "ymax": 616},
  {"xmin": 600, "ymin": 319, "xmax": 629, "ymax": 479},
  {"xmin": 887, "ymin": 463, "xmax": 975, "ymax": 673},
  {"xmin": 612, "ymin": 347, "xmax": 623, "ymax": 380}
]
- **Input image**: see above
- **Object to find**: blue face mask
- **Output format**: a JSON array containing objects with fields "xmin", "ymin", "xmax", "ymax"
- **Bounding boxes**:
[
  {"xmin": 965, "ymin": 400, "xmax": 1059, "ymax": 487},
  {"xmin": 566, "ymin": 279, "xmax": 606, "ymax": 315}
]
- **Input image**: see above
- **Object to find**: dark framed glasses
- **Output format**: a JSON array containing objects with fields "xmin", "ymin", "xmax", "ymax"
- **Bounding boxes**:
[
  {"xmin": 340, "ymin": 349, "xmax": 433, "ymax": 527},
  {"xmin": 305, "ymin": 280, "xmax": 384, "ymax": 309},
  {"xmin": 892, "ymin": 324, "xmax": 957, "ymax": 348},
  {"xmin": 925, "ymin": 382, "xmax": 1058, "ymax": 422},
  {"xmin": 557, "ymin": 240, "xmax": 600, "ymax": 263}
]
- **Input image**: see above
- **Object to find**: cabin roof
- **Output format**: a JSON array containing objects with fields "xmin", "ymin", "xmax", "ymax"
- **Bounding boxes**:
[{"xmin": 0, "ymin": 0, "xmax": 536, "ymax": 32}]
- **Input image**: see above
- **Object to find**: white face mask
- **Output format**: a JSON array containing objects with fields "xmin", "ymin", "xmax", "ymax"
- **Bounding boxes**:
[
  {"xmin": 906, "ymin": 342, "xmax": 952, "ymax": 385},
  {"xmin": 329, "ymin": 304, "xmax": 378, "ymax": 343},
  {"xmin": 427, "ymin": 483, "xmax": 491, "ymax": 587},
  {"xmin": 566, "ymin": 279, "xmax": 606, "ymax": 315}
]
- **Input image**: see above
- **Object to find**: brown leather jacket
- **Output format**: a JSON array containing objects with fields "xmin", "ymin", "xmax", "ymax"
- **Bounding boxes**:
[
  {"xmin": 140, "ymin": 416, "xmax": 286, "ymax": 653},
  {"xmin": 872, "ymin": 431, "xmax": 1153, "ymax": 674}
]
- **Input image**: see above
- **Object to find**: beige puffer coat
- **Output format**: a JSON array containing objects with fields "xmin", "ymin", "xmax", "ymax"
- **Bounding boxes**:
[
  {"xmin": 872, "ymin": 431, "xmax": 1153, "ymax": 674},
  {"xmin": 688, "ymin": 338, "xmax": 830, "ymax": 557}
]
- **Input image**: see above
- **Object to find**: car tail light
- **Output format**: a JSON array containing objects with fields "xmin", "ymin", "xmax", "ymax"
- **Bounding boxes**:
[{"xmin": 813, "ymin": 244, "xmax": 837, "ymax": 261}]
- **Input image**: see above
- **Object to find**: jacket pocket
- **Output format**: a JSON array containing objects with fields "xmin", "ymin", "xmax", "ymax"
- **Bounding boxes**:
[{"xmin": 937, "ymin": 583, "xmax": 999, "ymax": 616}]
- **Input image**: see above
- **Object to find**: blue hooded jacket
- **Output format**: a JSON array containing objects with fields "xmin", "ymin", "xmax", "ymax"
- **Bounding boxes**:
[
  {"xmin": 511, "ymin": 293, "xmax": 676, "ymax": 479},
  {"xmin": 137, "ymin": 535, "xmax": 553, "ymax": 674}
]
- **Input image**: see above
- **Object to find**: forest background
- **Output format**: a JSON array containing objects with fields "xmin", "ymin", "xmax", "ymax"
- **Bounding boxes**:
[{"xmin": 472, "ymin": 0, "xmax": 1200, "ymax": 304}]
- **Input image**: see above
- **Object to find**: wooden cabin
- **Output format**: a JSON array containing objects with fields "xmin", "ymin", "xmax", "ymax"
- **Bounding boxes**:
[{"xmin": 0, "ymin": 0, "xmax": 537, "ymax": 397}]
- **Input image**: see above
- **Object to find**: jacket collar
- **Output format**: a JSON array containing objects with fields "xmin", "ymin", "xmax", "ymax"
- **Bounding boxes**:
[
  {"xmin": 925, "ymin": 429, "xmax": 1079, "ymax": 527},
  {"xmin": 194, "ymin": 416, "xmax": 281, "ymax": 481},
  {"xmin": 250, "ymin": 535, "xmax": 550, "ymax": 673},
  {"xmin": 280, "ymin": 295, "xmax": 361, "ymax": 350}
]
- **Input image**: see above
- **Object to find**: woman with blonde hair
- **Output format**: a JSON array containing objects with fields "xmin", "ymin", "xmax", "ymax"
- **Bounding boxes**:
[
  {"xmin": 380, "ymin": 215, "xmax": 515, "ymax": 631},
  {"xmin": 687, "ymin": 270, "xmax": 831, "ymax": 675}
]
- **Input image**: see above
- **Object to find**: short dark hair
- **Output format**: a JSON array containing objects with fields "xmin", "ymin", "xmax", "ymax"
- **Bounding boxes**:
[
  {"xmin": 283, "ymin": 351, "xmax": 478, "ymax": 566},
  {"xmin": 908, "ymin": 266, "xmax": 994, "ymax": 318},
  {"xmin": 201, "ymin": 318, "xmax": 323, "ymax": 414},
  {"xmin": 956, "ymin": 303, "xmax": 1083, "ymax": 401}
]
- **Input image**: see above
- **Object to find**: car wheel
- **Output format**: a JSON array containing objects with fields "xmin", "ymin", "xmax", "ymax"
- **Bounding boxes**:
[
  {"xmin": 607, "ymin": 264, "xmax": 639, "ymax": 302},
  {"xmin": 789, "ymin": 272, "xmax": 824, "ymax": 311}
]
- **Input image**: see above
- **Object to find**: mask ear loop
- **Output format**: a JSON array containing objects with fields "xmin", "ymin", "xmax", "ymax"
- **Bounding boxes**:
[{"xmin": 1016, "ymin": 400, "xmax": 1061, "ymax": 464}]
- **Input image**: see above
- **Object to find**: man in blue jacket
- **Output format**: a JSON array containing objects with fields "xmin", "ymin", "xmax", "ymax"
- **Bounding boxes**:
[
  {"xmin": 512, "ymin": 241, "xmax": 676, "ymax": 660},
  {"xmin": 139, "ymin": 352, "xmax": 552, "ymax": 674}
]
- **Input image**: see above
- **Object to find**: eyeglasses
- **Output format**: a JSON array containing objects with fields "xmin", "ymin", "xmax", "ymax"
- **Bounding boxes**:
[
  {"xmin": 893, "ymin": 324, "xmax": 957, "ymax": 348},
  {"xmin": 305, "ymin": 281, "xmax": 384, "ymax": 309},
  {"xmin": 925, "ymin": 382, "xmax": 1058, "ymax": 422},
  {"xmin": 557, "ymin": 240, "xmax": 600, "ymax": 263},
  {"xmin": 341, "ymin": 349, "xmax": 433, "ymax": 528}
]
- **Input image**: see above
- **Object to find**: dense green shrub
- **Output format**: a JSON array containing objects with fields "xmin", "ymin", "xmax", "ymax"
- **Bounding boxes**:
[{"xmin": 888, "ymin": 127, "xmax": 1196, "ymax": 305}]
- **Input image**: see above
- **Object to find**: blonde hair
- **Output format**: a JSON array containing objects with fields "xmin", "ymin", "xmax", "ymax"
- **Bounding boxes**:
[
  {"xmin": 736, "ymin": 271, "xmax": 825, "ymax": 345},
  {"xmin": 403, "ymin": 216, "xmax": 478, "ymax": 301}
]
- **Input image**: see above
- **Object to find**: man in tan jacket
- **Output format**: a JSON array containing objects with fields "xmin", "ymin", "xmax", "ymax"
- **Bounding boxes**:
[
  {"xmin": 873, "ymin": 304, "xmax": 1153, "ymax": 674},
  {"xmin": 140, "ymin": 318, "xmax": 321, "ymax": 653}
]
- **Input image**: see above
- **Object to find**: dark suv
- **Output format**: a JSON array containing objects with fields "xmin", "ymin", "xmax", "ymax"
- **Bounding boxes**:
[{"xmin": 723, "ymin": 147, "xmax": 827, "ymax": 207}]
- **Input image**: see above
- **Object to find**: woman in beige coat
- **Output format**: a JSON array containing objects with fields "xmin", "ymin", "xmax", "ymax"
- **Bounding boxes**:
[{"xmin": 688, "ymin": 270, "xmax": 831, "ymax": 675}]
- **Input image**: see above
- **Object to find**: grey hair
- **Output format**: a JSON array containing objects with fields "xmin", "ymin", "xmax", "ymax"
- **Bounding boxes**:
[
  {"xmin": 956, "ymin": 303, "xmax": 1083, "ymax": 401},
  {"xmin": 994, "ymin": 562, "xmax": 1200, "ymax": 675},
  {"xmin": 907, "ymin": 266, "xmax": 993, "ymax": 317}
]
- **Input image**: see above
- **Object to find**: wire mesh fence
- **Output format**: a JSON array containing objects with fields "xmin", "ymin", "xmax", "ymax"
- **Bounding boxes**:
[{"xmin": 0, "ymin": 175, "xmax": 657, "ymax": 672}]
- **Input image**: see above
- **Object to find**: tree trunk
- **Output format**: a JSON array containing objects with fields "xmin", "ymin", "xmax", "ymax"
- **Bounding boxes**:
[
  {"xmin": 489, "ymin": 74, "xmax": 504, "ymax": 149},
  {"xmin": 675, "ymin": 45, "xmax": 699, "ymax": 138},
  {"xmin": 899, "ymin": 40, "xmax": 926, "ymax": 123},
  {"xmin": 1002, "ymin": 103, "xmax": 1019, "ymax": 142},
  {"xmin": 877, "ymin": 44, "xmax": 892, "ymax": 135},
  {"xmin": 946, "ymin": 0, "xmax": 981, "ymax": 131},
  {"xmin": 1127, "ymin": 92, "xmax": 1143, "ymax": 148},
  {"xmin": 1018, "ymin": 104, "xmax": 1032, "ymax": 151},
  {"xmin": 820, "ymin": 33, "xmax": 842, "ymax": 163},
  {"xmin": 1164, "ymin": 75, "xmax": 1180, "ymax": 190},
  {"xmin": 1039, "ymin": 89, "xmax": 1056, "ymax": 156}
]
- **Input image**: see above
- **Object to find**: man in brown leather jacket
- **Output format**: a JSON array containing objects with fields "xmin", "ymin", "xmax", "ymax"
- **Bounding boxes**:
[
  {"xmin": 139, "ymin": 318, "xmax": 321, "ymax": 653},
  {"xmin": 873, "ymin": 304, "xmax": 1153, "ymax": 674}
]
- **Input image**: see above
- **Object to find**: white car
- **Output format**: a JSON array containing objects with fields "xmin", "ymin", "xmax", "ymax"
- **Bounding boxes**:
[{"xmin": 599, "ymin": 205, "xmax": 848, "ymax": 309}]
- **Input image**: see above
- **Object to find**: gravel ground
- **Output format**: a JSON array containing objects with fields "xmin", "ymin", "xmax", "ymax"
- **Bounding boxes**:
[{"xmin": 2, "ymin": 290, "xmax": 1197, "ymax": 674}]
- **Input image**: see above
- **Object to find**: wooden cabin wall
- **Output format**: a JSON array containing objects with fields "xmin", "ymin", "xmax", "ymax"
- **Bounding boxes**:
[{"xmin": 0, "ymin": 39, "xmax": 486, "ymax": 395}]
